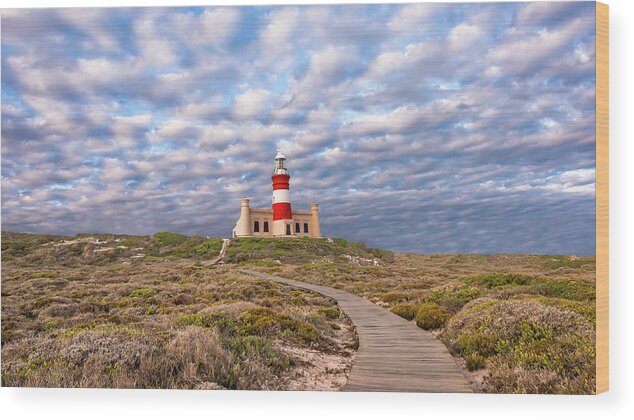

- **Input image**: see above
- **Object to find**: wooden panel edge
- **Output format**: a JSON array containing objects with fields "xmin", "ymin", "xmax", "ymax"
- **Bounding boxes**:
[{"xmin": 595, "ymin": 1, "xmax": 609, "ymax": 395}]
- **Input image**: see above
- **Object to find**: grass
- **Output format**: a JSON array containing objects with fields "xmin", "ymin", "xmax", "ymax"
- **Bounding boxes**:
[
  {"xmin": 261, "ymin": 252, "xmax": 596, "ymax": 394},
  {"xmin": 2, "ymin": 233, "xmax": 597, "ymax": 394},
  {"xmin": 443, "ymin": 299, "xmax": 595, "ymax": 393},
  {"xmin": 1, "ymin": 232, "xmax": 72, "ymax": 261},
  {"xmin": 225, "ymin": 236, "xmax": 387, "ymax": 264},
  {"xmin": 237, "ymin": 307, "xmax": 320, "ymax": 346},
  {"xmin": 153, "ymin": 232, "xmax": 189, "ymax": 246},
  {"xmin": 1, "ymin": 237, "xmax": 357, "ymax": 390},
  {"xmin": 0, "ymin": 231, "xmax": 226, "ymax": 266}
]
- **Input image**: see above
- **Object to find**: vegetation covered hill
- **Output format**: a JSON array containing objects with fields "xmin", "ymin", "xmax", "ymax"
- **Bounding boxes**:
[
  {"xmin": 1, "ymin": 232, "xmax": 387, "ymax": 266},
  {"xmin": 1, "ymin": 232, "xmax": 356, "ymax": 390},
  {"xmin": 1, "ymin": 232, "xmax": 596, "ymax": 393},
  {"xmin": 256, "ymin": 253, "xmax": 597, "ymax": 394},
  {"xmin": 225, "ymin": 236, "xmax": 392, "ymax": 264},
  {"xmin": 1, "ymin": 231, "xmax": 224, "ymax": 266}
]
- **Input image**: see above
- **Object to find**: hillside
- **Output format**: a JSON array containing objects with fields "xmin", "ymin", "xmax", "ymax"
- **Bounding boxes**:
[
  {"xmin": 1, "ymin": 232, "xmax": 596, "ymax": 393},
  {"xmin": 1, "ymin": 232, "xmax": 358, "ymax": 390},
  {"xmin": 1, "ymin": 232, "xmax": 388, "ymax": 266}
]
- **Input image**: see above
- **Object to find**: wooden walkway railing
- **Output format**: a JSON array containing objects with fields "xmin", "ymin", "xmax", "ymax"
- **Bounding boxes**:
[{"xmin": 236, "ymin": 269, "xmax": 472, "ymax": 393}]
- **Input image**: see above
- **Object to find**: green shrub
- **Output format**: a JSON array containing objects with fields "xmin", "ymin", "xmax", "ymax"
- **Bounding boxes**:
[
  {"xmin": 154, "ymin": 232, "xmax": 189, "ymax": 246},
  {"xmin": 241, "ymin": 259, "xmax": 281, "ymax": 268},
  {"xmin": 382, "ymin": 292, "xmax": 408, "ymax": 304},
  {"xmin": 538, "ymin": 279, "xmax": 595, "ymax": 301},
  {"xmin": 466, "ymin": 273, "xmax": 536, "ymax": 289},
  {"xmin": 225, "ymin": 236, "xmax": 386, "ymax": 264},
  {"xmin": 466, "ymin": 274, "xmax": 595, "ymax": 302},
  {"xmin": 319, "ymin": 306, "xmax": 340, "ymax": 319},
  {"xmin": 390, "ymin": 303, "xmax": 419, "ymax": 321},
  {"xmin": 529, "ymin": 297, "xmax": 596, "ymax": 325},
  {"xmin": 426, "ymin": 285, "xmax": 480, "ymax": 312},
  {"xmin": 415, "ymin": 303, "xmax": 450, "ymax": 330},
  {"xmin": 129, "ymin": 288, "xmax": 155, "ymax": 298},
  {"xmin": 229, "ymin": 336, "xmax": 290, "ymax": 370},
  {"xmin": 437, "ymin": 296, "xmax": 468, "ymax": 314},
  {"xmin": 194, "ymin": 238, "xmax": 224, "ymax": 256},
  {"xmin": 465, "ymin": 353, "xmax": 487, "ymax": 371},
  {"xmin": 456, "ymin": 332, "xmax": 498, "ymax": 358},
  {"xmin": 444, "ymin": 299, "xmax": 596, "ymax": 394},
  {"xmin": 237, "ymin": 307, "xmax": 319, "ymax": 346},
  {"xmin": 542, "ymin": 255, "xmax": 595, "ymax": 270},
  {"xmin": 44, "ymin": 320, "xmax": 60, "ymax": 331},
  {"xmin": 1, "ymin": 232, "xmax": 72, "ymax": 260},
  {"xmin": 176, "ymin": 312, "xmax": 236, "ymax": 334}
]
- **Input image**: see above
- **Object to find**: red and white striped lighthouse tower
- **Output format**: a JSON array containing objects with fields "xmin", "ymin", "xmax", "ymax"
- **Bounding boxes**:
[
  {"xmin": 271, "ymin": 150, "xmax": 293, "ymax": 236},
  {"xmin": 232, "ymin": 150, "xmax": 321, "ymax": 238}
]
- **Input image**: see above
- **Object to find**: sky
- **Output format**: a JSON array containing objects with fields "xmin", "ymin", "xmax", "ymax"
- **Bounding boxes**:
[{"xmin": 1, "ymin": 2, "xmax": 597, "ymax": 254}]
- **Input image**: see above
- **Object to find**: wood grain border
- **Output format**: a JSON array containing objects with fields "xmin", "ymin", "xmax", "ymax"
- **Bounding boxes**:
[{"xmin": 595, "ymin": 1, "xmax": 609, "ymax": 395}]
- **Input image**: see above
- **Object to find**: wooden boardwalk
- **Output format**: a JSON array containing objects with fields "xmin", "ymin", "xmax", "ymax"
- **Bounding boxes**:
[{"xmin": 236, "ymin": 269, "xmax": 472, "ymax": 393}]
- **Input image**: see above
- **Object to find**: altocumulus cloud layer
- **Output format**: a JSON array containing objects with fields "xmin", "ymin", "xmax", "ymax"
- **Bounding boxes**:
[{"xmin": 1, "ymin": 2, "xmax": 596, "ymax": 254}]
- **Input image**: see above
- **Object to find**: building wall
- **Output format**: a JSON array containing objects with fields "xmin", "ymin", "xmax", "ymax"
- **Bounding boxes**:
[
  {"xmin": 291, "ymin": 211, "xmax": 313, "ymax": 237},
  {"xmin": 249, "ymin": 209, "xmax": 274, "ymax": 237},
  {"xmin": 233, "ymin": 205, "xmax": 320, "ymax": 238}
]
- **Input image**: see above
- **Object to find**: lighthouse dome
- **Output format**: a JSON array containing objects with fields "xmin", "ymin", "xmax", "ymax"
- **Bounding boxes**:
[{"xmin": 275, "ymin": 150, "xmax": 286, "ymax": 160}]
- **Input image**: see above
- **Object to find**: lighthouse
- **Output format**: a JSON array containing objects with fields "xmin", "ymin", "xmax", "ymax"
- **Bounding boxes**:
[
  {"xmin": 271, "ymin": 150, "xmax": 293, "ymax": 236},
  {"xmin": 232, "ymin": 151, "xmax": 322, "ymax": 238}
]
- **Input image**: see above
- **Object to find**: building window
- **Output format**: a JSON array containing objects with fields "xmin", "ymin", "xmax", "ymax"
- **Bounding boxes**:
[
  {"xmin": 295, "ymin": 222, "xmax": 300, "ymax": 233},
  {"xmin": 286, "ymin": 224, "xmax": 291, "ymax": 235},
  {"xmin": 304, "ymin": 223, "xmax": 309, "ymax": 233},
  {"xmin": 263, "ymin": 221, "xmax": 269, "ymax": 232},
  {"xmin": 254, "ymin": 221, "xmax": 260, "ymax": 232}
]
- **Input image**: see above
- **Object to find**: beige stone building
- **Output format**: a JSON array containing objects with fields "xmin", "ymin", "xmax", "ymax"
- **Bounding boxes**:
[{"xmin": 232, "ymin": 151, "xmax": 321, "ymax": 238}]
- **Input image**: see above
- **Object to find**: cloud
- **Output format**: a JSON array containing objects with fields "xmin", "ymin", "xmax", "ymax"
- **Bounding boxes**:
[
  {"xmin": 110, "ymin": 114, "xmax": 152, "ymax": 148},
  {"xmin": 448, "ymin": 23, "xmax": 483, "ymax": 51},
  {"xmin": 487, "ymin": 16, "xmax": 595, "ymax": 76},
  {"xmin": 1, "ymin": 3, "xmax": 597, "ymax": 255},
  {"xmin": 232, "ymin": 88, "xmax": 273, "ymax": 120},
  {"xmin": 169, "ymin": 7, "xmax": 241, "ymax": 49},
  {"xmin": 259, "ymin": 7, "xmax": 300, "ymax": 53},
  {"xmin": 387, "ymin": 3, "xmax": 447, "ymax": 33}
]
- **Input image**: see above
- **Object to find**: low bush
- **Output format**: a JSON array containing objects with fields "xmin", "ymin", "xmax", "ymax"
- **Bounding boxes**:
[
  {"xmin": 176, "ymin": 312, "xmax": 236, "ymax": 334},
  {"xmin": 225, "ymin": 236, "xmax": 388, "ymax": 264},
  {"xmin": 542, "ymin": 255, "xmax": 595, "ymax": 270},
  {"xmin": 466, "ymin": 274, "xmax": 595, "ymax": 303},
  {"xmin": 465, "ymin": 353, "xmax": 487, "ymax": 371},
  {"xmin": 390, "ymin": 303, "xmax": 419, "ymax": 321},
  {"xmin": 444, "ymin": 298, "xmax": 595, "ymax": 394},
  {"xmin": 456, "ymin": 332, "xmax": 498, "ymax": 358},
  {"xmin": 466, "ymin": 273, "xmax": 536, "ymax": 289},
  {"xmin": 528, "ymin": 297, "xmax": 595, "ymax": 325},
  {"xmin": 426, "ymin": 285, "xmax": 480, "ymax": 313},
  {"xmin": 129, "ymin": 288, "xmax": 155, "ymax": 298},
  {"xmin": 537, "ymin": 279, "xmax": 595, "ymax": 301},
  {"xmin": 194, "ymin": 238, "xmax": 224, "ymax": 257},
  {"xmin": 229, "ymin": 335, "xmax": 290, "ymax": 371},
  {"xmin": 154, "ymin": 232, "xmax": 189, "ymax": 246},
  {"xmin": 415, "ymin": 303, "xmax": 450, "ymax": 330},
  {"xmin": 382, "ymin": 292, "xmax": 408, "ymax": 304},
  {"xmin": 318, "ymin": 306, "xmax": 340, "ymax": 319},
  {"xmin": 237, "ymin": 307, "xmax": 319, "ymax": 346}
]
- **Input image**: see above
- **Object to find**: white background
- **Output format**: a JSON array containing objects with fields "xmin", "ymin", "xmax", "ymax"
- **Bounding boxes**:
[{"xmin": 1, "ymin": 0, "xmax": 632, "ymax": 419}]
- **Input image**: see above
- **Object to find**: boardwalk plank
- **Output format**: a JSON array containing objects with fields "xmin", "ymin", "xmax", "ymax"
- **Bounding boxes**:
[{"xmin": 236, "ymin": 269, "xmax": 472, "ymax": 393}]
